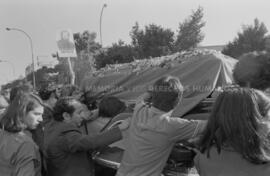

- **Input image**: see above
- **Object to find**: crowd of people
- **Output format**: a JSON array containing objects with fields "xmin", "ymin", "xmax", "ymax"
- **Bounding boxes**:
[{"xmin": 0, "ymin": 51, "xmax": 269, "ymax": 176}]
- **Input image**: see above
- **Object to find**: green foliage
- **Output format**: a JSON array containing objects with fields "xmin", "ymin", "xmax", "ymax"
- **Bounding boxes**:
[
  {"xmin": 175, "ymin": 6, "xmax": 205, "ymax": 51},
  {"xmin": 26, "ymin": 66, "xmax": 58, "ymax": 90},
  {"xmin": 1, "ymin": 78, "xmax": 27, "ymax": 90},
  {"xmin": 95, "ymin": 40, "xmax": 137, "ymax": 69},
  {"xmin": 53, "ymin": 30, "xmax": 101, "ymax": 85},
  {"xmin": 222, "ymin": 18, "xmax": 268, "ymax": 58},
  {"xmin": 53, "ymin": 58, "xmax": 71, "ymax": 84},
  {"xmin": 73, "ymin": 31, "xmax": 101, "ymax": 85},
  {"xmin": 74, "ymin": 31, "xmax": 101, "ymax": 54},
  {"xmin": 130, "ymin": 22, "xmax": 174, "ymax": 59},
  {"xmin": 95, "ymin": 8, "xmax": 205, "ymax": 69}
]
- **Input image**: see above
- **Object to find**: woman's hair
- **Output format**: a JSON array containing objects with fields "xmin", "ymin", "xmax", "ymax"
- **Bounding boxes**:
[
  {"xmin": 199, "ymin": 87, "xmax": 270, "ymax": 164},
  {"xmin": 255, "ymin": 90, "xmax": 270, "ymax": 117},
  {"xmin": 53, "ymin": 97, "xmax": 77, "ymax": 121},
  {"xmin": 233, "ymin": 51, "xmax": 270, "ymax": 90},
  {"xmin": 9, "ymin": 83, "xmax": 33, "ymax": 102},
  {"xmin": 150, "ymin": 76, "xmax": 183, "ymax": 112},
  {"xmin": 98, "ymin": 96, "xmax": 127, "ymax": 118},
  {"xmin": 0, "ymin": 93, "xmax": 43, "ymax": 133}
]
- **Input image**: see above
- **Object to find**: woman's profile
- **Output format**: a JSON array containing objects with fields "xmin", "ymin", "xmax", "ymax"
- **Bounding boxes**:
[{"xmin": 0, "ymin": 93, "xmax": 44, "ymax": 176}]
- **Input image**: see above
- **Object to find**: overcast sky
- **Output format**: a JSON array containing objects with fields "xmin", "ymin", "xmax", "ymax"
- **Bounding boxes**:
[{"xmin": 1, "ymin": 0, "xmax": 270, "ymax": 85}]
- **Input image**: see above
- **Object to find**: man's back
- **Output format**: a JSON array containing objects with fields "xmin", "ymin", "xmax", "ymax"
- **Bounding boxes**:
[{"xmin": 117, "ymin": 102, "xmax": 204, "ymax": 176}]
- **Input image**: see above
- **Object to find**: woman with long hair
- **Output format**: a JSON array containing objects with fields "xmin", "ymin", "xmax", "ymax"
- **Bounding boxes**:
[
  {"xmin": 0, "ymin": 93, "xmax": 44, "ymax": 176},
  {"xmin": 194, "ymin": 87, "xmax": 270, "ymax": 176}
]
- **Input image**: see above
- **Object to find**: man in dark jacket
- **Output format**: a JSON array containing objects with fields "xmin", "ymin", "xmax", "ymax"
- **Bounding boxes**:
[{"xmin": 44, "ymin": 97, "xmax": 128, "ymax": 176}]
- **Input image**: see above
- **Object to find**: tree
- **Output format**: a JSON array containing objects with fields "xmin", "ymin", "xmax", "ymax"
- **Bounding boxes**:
[
  {"xmin": 73, "ymin": 31, "xmax": 101, "ymax": 85},
  {"xmin": 51, "ymin": 53, "xmax": 74, "ymax": 85},
  {"xmin": 74, "ymin": 31, "xmax": 101, "ymax": 54},
  {"xmin": 175, "ymin": 6, "xmax": 205, "ymax": 51},
  {"xmin": 130, "ymin": 22, "xmax": 174, "ymax": 59},
  {"xmin": 95, "ymin": 40, "xmax": 137, "ymax": 69},
  {"xmin": 26, "ymin": 66, "xmax": 58, "ymax": 90},
  {"xmin": 222, "ymin": 18, "xmax": 268, "ymax": 58},
  {"xmin": 54, "ymin": 31, "xmax": 101, "ymax": 85}
]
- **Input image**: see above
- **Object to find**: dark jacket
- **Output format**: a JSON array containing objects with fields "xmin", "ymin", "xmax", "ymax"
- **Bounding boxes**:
[{"xmin": 44, "ymin": 120, "xmax": 122, "ymax": 176}]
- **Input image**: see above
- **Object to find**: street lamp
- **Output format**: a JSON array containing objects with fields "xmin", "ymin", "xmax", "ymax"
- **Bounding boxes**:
[
  {"xmin": 99, "ymin": 3, "xmax": 107, "ymax": 46},
  {"xmin": 6, "ymin": 27, "xmax": 36, "ymax": 90},
  {"xmin": 0, "ymin": 59, "xmax": 15, "ymax": 77}
]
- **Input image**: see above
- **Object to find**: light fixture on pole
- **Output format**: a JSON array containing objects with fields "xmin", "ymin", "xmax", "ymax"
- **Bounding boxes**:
[
  {"xmin": 6, "ymin": 27, "xmax": 36, "ymax": 90},
  {"xmin": 99, "ymin": 3, "xmax": 107, "ymax": 46}
]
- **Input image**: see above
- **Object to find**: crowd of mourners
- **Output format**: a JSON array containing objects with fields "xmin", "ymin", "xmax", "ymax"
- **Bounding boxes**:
[{"xmin": 0, "ymin": 51, "xmax": 269, "ymax": 176}]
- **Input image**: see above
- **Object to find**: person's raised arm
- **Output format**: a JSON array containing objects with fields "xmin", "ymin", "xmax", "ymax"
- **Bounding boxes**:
[
  {"xmin": 167, "ymin": 118, "xmax": 207, "ymax": 142},
  {"xmin": 63, "ymin": 119, "xmax": 129, "ymax": 153}
]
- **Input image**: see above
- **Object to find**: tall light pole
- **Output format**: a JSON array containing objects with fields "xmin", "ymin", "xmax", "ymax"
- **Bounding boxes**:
[
  {"xmin": 99, "ymin": 3, "xmax": 107, "ymax": 46},
  {"xmin": 6, "ymin": 27, "xmax": 36, "ymax": 90},
  {"xmin": 0, "ymin": 59, "xmax": 15, "ymax": 77}
]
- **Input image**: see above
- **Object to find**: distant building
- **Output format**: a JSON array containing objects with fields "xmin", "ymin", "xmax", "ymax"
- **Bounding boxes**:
[{"xmin": 197, "ymin": 45, "xmax": 225, "ymax": 52}]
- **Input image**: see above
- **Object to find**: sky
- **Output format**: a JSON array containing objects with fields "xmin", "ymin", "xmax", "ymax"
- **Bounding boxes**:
[{"xmin": 1, "ymin": 0, "xmax": 270, "ymax": 85}]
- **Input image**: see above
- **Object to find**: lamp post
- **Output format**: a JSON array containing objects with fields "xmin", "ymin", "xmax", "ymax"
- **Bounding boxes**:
[
  {"xmin": 0, "ymin": 59, "xmax": 15, "ymax": 77},
  {"xmin": 99, "ymin": 3, "xmax": 107, "ymax": 46},
  {"xmin": 6, "ymin": 27, "xmax": 36, "ymax": 90}
]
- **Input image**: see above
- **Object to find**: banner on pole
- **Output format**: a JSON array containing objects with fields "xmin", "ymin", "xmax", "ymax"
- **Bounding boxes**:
[{"xmin": 56, "ymin": 29, "xmax": 77, "ymax": 58}]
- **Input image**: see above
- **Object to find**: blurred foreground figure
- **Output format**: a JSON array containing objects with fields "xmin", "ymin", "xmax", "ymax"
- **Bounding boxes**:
[
  {"xmin": 233, "ymin": 51, "xmax": 270, "ymax": 91},
  {"xmin": 195, "ymin": 87, "xmax": 270, "ymax": 176},
  {"xmin": 0, "ymin": 93, "xmax": 44, "ymax": 176}
]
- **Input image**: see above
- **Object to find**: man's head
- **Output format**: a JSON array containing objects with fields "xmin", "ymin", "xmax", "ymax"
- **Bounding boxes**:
[
  {"xmin": 98, "ymin": 96, "xmax": 127, "ymax": 118},
  {"xmin": 233, "ymin": 51, "xmax": 270, "ymax": 90},
  {"xmin": 150, "ymin": 76, "xmax": 184, "ymax": 112},
  {"xmin": 53, "ymin": 97, "xmax": 90, "ymax": 127},
  {"xmin": 38, "ymin": 85, "xmax": 59, "ymax": 108}
]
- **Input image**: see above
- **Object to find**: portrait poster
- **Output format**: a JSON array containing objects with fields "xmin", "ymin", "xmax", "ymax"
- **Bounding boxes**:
[{"xmin": 56, "ymin": 29, "xmax": 77, "ymax": 58}]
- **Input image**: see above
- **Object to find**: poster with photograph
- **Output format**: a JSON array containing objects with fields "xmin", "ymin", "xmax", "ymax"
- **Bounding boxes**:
[{"xmin": 56, "ymin": 29, "xmax": 77, "ymax": 58}]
